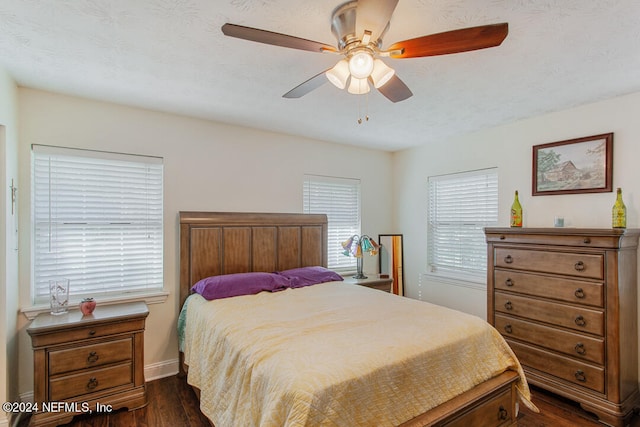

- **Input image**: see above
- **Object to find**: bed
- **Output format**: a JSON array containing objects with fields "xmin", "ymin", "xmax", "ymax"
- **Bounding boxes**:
[{"xmin": 178, "ymin": 211, "xmax": 534, "ymax": 426}]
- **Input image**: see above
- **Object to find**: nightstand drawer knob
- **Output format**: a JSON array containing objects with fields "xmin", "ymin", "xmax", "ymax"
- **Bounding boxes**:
[
  {"xmin": 504, "ymin": 324, "xmax": 513, "ymax": 334},
  {"xmin": 504, "ymin": 255, "xmax": 513, "ymax": 264},
  {"xmin": 574, "ymin": 261, "xmax": 585, "ymax": 271},
  {"xmin": 575, "ymin": 343, "xmax": 586, "ymax": 355},
  {"xmin": 87, "ymin": 377, "xmax": 99, "ymax": 390},
  {"xmin": 504, "ymin": 301, "xmax": 513, "ymax": 310},
  {"xmin": 575, "ymin": 370, "xmax": 587, "ymax": 382},
  {"xmin": 575, "ymin": 315, "xmax": 586, "ymax": 327},
  {"xmin": 574, "ymin": 288, "xmax": 585, "ymax": 299},
  {"xmin": 505, "ymin": 278, "xmax": 514, "ymax": 287},
  {"xmin": 87, "ymin": 351, "xmax": 99, "ymax": 363},
  {"xmin": 88, "ymin": 330, "xmax": 96, "ymax": 336}
]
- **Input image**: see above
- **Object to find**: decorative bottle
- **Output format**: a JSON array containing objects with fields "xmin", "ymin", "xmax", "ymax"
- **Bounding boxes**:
[
  {"xmin": 612, "ymin": 188, "xmax": 626, "ymax": 228},
  {"xmin": 510, "ymin": 190, "xmax": 523, "ymax": 227}
]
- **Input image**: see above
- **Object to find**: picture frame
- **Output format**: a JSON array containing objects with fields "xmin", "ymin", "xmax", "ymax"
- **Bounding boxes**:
[{"xmin": 532, "ymin": 133, "xmax": 613, "ymax": 196}]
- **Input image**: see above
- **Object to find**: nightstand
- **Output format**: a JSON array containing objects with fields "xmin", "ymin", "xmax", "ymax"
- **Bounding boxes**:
[
  {"xmin": 343, "ymin": 275, "xmax": 393, "ymax": 292},
  {"xmin": 27, "ymin": 301, "xmax": 149, "ymax": 427}
]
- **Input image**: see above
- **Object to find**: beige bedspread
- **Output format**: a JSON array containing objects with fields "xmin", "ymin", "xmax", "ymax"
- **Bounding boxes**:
[{"xmin": 183, "ymin": 281, "xmax": 532, "ymax": 427}]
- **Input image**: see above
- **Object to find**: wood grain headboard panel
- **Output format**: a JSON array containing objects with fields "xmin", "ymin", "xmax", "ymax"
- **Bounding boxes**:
[{"xmin": 179, "ymin": 212, "xmax": 328, "ymax": 307}]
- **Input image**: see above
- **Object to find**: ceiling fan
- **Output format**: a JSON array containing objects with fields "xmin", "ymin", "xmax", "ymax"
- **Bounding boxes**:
[{"xmin": 222, "ymin": 0, "xmax": 508, "ymax": 103}]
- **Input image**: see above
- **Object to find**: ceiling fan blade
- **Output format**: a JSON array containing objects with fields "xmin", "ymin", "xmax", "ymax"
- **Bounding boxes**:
[
  {"xmin": 356, "ymin": 0, "xmax": 399, "ymax": 42},
  {"xmin": 388, "ymin": 23, "xmax": 508, "ymax": 59},
  {"xmin": 376, "ymin": 74, "xmax": 413, "ymax": 103},
  {"xmin": 222, "ymin": 23, "xmax": 337, "ymax": 53},
  {"xmin": 283, "ymin": 70, "xmax": 329, "ymax": 99}
]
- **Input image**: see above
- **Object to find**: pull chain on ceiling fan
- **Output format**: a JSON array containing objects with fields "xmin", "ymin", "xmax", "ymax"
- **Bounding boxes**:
[{"xmin": 222, "ymin": 0, "xmax": 508, "ymax": 103}]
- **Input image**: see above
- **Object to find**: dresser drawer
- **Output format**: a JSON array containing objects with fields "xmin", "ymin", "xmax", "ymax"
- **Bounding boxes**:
[
  {"xmin": 50, "ymin": 362, "xmax": 133, "ymax": 401},
  {"xmin": 494, "ymin": 248, "xmax": 603, "ymax": 279},
  {"xmin": 30, "ymin": 319, "xmax": 145, "ymax": 348},
  {"xmin": 508, "ymin": 340, "xmax": 604, "ymax": 394},
  {"xmin": 48, "ymin": 338, "xmax": 132, "ymax": 375},
  {"xmin": 494, "ymin": 269, "xmax": 603, "ymax": 307},
  {"xmin": 495, "ymin": 292, "xmax": 604, "ymax": 336},
  {"xmin": 495, "ymin": 314, "xmax": 604, "ymax": 364}
]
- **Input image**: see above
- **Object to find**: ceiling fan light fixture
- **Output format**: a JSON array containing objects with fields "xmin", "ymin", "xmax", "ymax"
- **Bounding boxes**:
[
  {"xmin": 348, "ymin": 51, "xmax": 374, "ymax": 79},
  {"xmin": 326, "ymin": 59, "xmax": 350, "ymax": 89},
  {"xmin": 370, "ymin": 59, "xmax": 395, "ymax": 88},
  {"xmin": 347, "ymin": 76, "xmax": 370, "ymax": 94}
]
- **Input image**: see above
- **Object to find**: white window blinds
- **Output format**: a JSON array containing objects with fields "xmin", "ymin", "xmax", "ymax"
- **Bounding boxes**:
[
  {"xmin": 427, "ymin": 168, "xmax": 498, "ymax": 281},
  {"xmin": 303, "ymin": 175, "xmax": 360, "ymax": 271},
  {"xmin": 32, "ymin": 145, "xmax": 164, "ymax": 304}
]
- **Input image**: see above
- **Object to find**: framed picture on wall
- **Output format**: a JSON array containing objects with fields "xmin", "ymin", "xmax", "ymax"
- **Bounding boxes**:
[{"xmin": 532, "ymin": 133, "xmax": 613, "ymax": 196}]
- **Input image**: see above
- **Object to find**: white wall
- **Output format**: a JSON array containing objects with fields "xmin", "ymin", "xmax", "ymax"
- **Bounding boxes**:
[
  {"xmin": 15, "ymin": 88, "xmax": 393, "ymax": 395},
  {"xmin": 394, "ymin": 90, "xmax": 640, "ymax": 379},
  {"xmin": 0, "ymin": 67, "xmax": 19, "ymax": 427}
]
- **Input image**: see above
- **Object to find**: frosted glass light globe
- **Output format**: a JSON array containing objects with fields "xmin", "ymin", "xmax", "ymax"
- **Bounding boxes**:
[{"xmin": 348, "ymin": 51, "xmax": 374, "ymax": 79}]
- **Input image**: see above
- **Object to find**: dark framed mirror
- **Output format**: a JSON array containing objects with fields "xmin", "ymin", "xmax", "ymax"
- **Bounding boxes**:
[{"xmin": 378, "ymin": 234, "xmax": 404, "ymax": 296}]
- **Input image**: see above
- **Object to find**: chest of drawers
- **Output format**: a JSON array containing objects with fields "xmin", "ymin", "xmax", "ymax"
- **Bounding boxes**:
[
  {"xmin": 27, "ymin": 302, "xmax": 148, "ymax": 427},
  {"xmin": 485, "ymin": 228, "xmax": 640, "ymax": 427}
]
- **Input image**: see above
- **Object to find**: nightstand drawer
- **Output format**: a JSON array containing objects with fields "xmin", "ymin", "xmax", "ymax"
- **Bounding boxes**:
[
  {"xmin": 49, "ymin": 338, "xmax": 132, "ymax": 375},
  {"xmin": 31, "ymin": 318, "xmax": 145, "ymax": 348},
  {"xmin": 50, "ymin": 362, "xmax": 133, "ymax": 401}
]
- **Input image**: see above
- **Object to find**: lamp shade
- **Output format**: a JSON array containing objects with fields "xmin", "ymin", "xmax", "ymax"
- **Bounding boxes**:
[
  {"xmin": 326, "ymin": 59, "xmax": 350, "ymax": 89},
  {"xmin": 340, "ymin": 234, "xmax": 379, "ymax": 279},
  {"xmin": 348, "ymin": 51, "xmax": 374, "ymax": 79},
  {"xmin": 370, "ymin": 59, "xmax": 395, "ymax": 88},
  {"xmin": 348, "ymin": 77, "xmax": 370, "ymax": 94}
]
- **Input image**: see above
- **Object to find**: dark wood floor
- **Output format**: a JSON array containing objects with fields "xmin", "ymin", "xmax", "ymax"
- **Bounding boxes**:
[{"xmin": 18, "ymin": 375, "xmax": 640, "ymax": 426}]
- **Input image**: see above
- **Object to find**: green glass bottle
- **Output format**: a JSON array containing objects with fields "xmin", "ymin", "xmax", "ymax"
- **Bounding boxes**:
[
  {"xmin": 612, "ymin": 187, "xmax": 626, "ymax": 228},
  {"xmin": 510, "ymin": 190, "xmax": 523, "ymax": 227}
]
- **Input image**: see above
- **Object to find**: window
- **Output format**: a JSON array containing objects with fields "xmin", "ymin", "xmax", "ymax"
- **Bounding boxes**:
[
  {"xmin": 32, "ymin": 145, "xmax": 163, "ymax": 304},
  {"xmin": 303, "ymin": 175, "xmax": 361, "ymax": 271},
  {"xmin": 427, "ymin": 168, "xmax": 498, "ymax": 282}
]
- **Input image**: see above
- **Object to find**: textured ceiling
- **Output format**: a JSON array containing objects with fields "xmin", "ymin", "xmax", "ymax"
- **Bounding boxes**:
[{"xmin": 1, "ymin": 1, "xmax": 640, "ymax": 151}]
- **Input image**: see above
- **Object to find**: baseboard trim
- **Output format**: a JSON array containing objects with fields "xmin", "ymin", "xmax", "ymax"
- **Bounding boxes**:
[{"xmin": 144, "ymin": 358, "xmax": 180, "ymax": 382}]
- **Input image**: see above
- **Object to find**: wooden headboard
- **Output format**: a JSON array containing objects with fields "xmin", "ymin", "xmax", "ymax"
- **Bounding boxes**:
[{"xmin": 179, "ymin": 212, "xmax": 328, "ymax": 307}]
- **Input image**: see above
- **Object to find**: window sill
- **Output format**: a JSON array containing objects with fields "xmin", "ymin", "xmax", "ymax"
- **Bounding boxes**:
[
  {"xmin": 419, "ymin": 272, "xmax": 485, "ymax": 291},
  {"xmin": 21, "ymin": 291, "xmax": 169, "ymax": 320}
]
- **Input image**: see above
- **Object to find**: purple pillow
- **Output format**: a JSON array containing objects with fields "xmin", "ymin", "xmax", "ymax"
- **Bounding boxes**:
[
  {"xmin": 276, "ymin": 266, "xmax": 343, "ymax": 288},
  {"xmin": 191, "ymin": 272, "xmax": 291, "ymax": 300}
]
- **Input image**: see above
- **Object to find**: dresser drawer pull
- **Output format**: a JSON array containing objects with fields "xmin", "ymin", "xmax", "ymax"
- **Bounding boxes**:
[
  {"xmin": 575, "ymin": 370, "xmax": 587, "ymax": 382},
  {"xmin": 504, "ymin": 324, "xmax": 513, "ymax": 333},
  {"xmin": 504, "ymin": 301, "xmax": 513, "ymax": 310},
  {"xmin": 575, "ymin": 315, "xmax": 586, "ymax": 327},
  {"xmin": 499, "ymin": 235, "xmax": 506, "ymax": 240},
  {"xmin": 87, "ymin": 377, "xmax": 99, "ymax": 390},
  {"xmin": 575, "ymin": 343, "xmax": 586, "ymax": 355},
  {"xmin": 583, "ymin": 237, "xmax": 591, "ymax": 244},
  {"xmin": 504, "ymin": 255, "xmax": 513, "ymax": 264},
  {"xmin": 498, "ymin": 405, "xmax": 509, "ymax": 421},
  {"xmin": 505, "ymin": 278, "xmax": 514, "ymax": 287},
  {"xmin": 87, "ymin": 351, "xmax": 99, "ymax": 364},
  {"xmin": 574, "ymin": 288, "xmax": 585, "ymax": 299},
  {"xmin": 88, "ymin": 330, "xmax": 96, "ymax": 336},
  {"xmin": 574, "ymin": 261, "xmax": 585, "ymax": 271}
]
